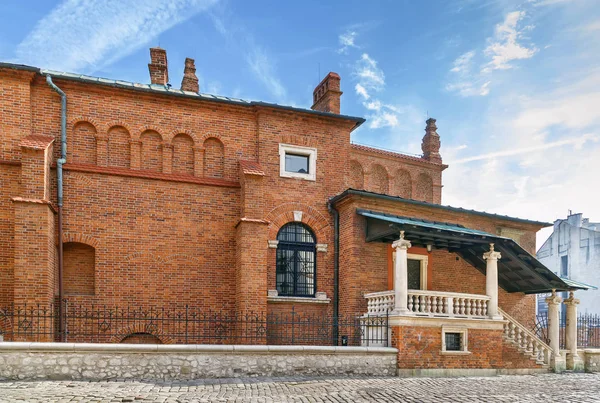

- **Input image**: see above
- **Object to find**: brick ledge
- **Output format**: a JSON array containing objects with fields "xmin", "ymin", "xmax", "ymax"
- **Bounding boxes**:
[{"xmin": 62, "ymin": 163, "xmax": 241, "ymax": 188}]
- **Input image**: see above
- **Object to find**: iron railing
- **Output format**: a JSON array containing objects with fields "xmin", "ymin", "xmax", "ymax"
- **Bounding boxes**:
[
  {"xmin": 0, "ymin": 301, "xmax": 389, "ymax": 347},
  {"xmin": 533, "ymin": 313, "xmax": 600, "ymax": 349}
]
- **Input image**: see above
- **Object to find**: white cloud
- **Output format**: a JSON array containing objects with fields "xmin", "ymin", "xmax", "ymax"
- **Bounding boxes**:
[
  {"xmin": 246, "ymin": 46, "xmax": 286, "ymax": 100},
  {"xmin": 16, "ymin": 0, "xmax": 219, "ymax": 72},
  {"xmin": 443, "ymin": 68, "xmax": 600, "ymax": 244},
  {"xmin": 355, "ymin": 53, "xmax": 385, "ymax": 90},
  {"xmin": 450, "ymin": 50, "xmax": 475, "ymax": 73},
  {"xmin": 483, "ymin": 11, "xmax": 538, "ymax": 72},
  {"xmin": 210, "ymin": 13, "xmax": 287, "ymax": 101},
  {"xmin": 338, "ymin": 30, "xmax": 358, "ymax": 54},
  {"xmin": 446, "ymin": 80, "xmax": 491, "ymax": 97},
  {"xmin": 355, "ymin": 83, "xmax": 370, "ymax": 100},
  {"xmin": 581, "ymin": 20, "xmax": 600, "ymax": 32}
]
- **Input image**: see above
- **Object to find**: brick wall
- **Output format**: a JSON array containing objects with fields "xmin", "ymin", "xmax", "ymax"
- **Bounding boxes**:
[
  {"xmin": 392, "ymin": 326, "xmax": 542, "ymax": 370},
  {"xmin": 0, "ymin": 64, "xmax": 542, "ymax": 346}
]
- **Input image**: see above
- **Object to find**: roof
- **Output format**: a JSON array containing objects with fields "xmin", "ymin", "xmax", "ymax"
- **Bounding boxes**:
[
  {"xmin": 351, "ymin": 143, "xmax": 448, "ymax": 168},
  {"xmin": 239, "ymin": 160, "xmax": 265, "ymax": 176},
  {"xmin": 330, "ymin": 189, "xmax": 552, "ymax": 227},
  {"xmin": 19, "ymin": 135, "xmax": 55, "ymax": 150},
  {"xmin": 0, "ymin": 62, "xmax": 365, "ymax": 130},
  {"xmin": 357, "ymin": 209, "xmax": 579, "ymax": 294},
  {"xmin": 560, "ymin": 278, "xmax": 597, "ymax": 291}
]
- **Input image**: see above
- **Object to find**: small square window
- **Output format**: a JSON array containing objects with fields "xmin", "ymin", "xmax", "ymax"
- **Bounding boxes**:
[
  {"xmin": 279, "ymin": 144, "xmax": 317, "ymax": 181},
  {"xmin": 441, "ymin": 326, "xmax": 469, "ymax": 354},
  {"xmin": 445, "ymin": 333, "xmax": 462, "ymax": 351},
  {"xmin": 285, "ymin": 153, "xmax": 309, "ymax": 174}
]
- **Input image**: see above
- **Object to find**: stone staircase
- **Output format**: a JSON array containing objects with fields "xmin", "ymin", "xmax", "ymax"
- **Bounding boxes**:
[{"xmin": 499, "ymin": 307, "xmax": 552, "ymax": 368}]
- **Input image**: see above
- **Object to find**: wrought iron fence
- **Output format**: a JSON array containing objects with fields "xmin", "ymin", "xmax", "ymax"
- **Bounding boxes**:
[
  {"xmin": 533, "ymin": 313, "xmax": 600, "ymax": 349},
  {"xmin": 0, "ymin": 301, "xmax": 389, "ymax": 347}
]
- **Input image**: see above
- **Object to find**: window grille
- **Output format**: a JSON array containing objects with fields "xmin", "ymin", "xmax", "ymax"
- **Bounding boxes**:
[{"xmin": 276, "ymin": 223, "xmax": 316, "ymax": 297}]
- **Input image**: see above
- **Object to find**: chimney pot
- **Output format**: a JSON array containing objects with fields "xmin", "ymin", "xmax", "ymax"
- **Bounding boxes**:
[
  {"xmin": 181, "ymin": 57, "xmax": 199, "ymax": 93},
  {"xmin": 148, "ymin": 47, "xmax": 169, "ymax": 86},
  {"xmin": 311, "ymin": 72, "xmax": 342, "ymax": 114}
]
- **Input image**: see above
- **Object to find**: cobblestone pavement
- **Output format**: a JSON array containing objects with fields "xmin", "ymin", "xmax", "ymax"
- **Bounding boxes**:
[{"xmin": 1, "ymin": 373, "xmax": 599, "ymax": 402}]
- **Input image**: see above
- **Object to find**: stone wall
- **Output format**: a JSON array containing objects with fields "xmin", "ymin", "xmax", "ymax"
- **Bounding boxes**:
[
  {"xmin": 0, "ymin": 343, "xmax": 398, "ymax": 380},
  {"xmin": 584, "ymin": 349, "xmax": 600, "ymax": 373}
]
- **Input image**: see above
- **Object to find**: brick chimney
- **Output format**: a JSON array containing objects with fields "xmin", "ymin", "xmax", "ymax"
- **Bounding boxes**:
[
  {"xmin": 311, "ymin": 72, "xmax": 342, "ymax": 114},
  {"xmin": 148, "ymin": 47, "xmax": 169, "ymax": 85},
  {"xmin": 181, "ymin": 58, "xmax": 199, "ymax": 93},
  {"xmin": 421, "ymin": 118, "xmax": 442, "ymax": 164}
]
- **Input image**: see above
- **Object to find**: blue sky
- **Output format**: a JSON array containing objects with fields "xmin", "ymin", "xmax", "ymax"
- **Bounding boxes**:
[{"xmin": 2, "ymin": 0, "xmax": 599, "ymax": 245}]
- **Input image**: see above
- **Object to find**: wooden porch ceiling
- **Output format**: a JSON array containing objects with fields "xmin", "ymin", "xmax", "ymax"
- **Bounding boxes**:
[{"xmin": 357, "ymin": 209, "xmax": 576, "ymax": 294}]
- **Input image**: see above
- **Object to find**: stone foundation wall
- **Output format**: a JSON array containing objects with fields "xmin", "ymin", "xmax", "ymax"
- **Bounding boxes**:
[
  {"xmin": 584, "ymin": 349, "xmax": 600, "ymax": 373},
  {"xmin": 0, "ymin": 343, "xmax": 398, "ymax": 380}
]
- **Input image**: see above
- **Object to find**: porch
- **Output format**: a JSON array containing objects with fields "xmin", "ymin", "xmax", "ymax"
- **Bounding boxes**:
[{"xmin": 357, "ymin": 209, "xmax": 586, "ymax": 371}]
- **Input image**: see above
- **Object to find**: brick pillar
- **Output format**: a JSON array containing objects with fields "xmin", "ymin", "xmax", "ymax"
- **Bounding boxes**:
[
  {"xmin": 235, "ymin": 161, "xmax": 268, "ymax": 343},
  {"xmin": 129, "ymin": 140, "xmax": 142, "ymax": 170},
  {"xmin": 12, "ymin": 136, "xmax": 57, "ymax": 341},
  {"xmin": 193, "ymin": 146, "xmax": 205, "ymax": 177},
  {"xmin": 95, "ymin": 135, "xmax": 108, "ymax": 166},
  {"xmin": 161, "ymin": 142, "xmax": 173, "ymax": 174}
]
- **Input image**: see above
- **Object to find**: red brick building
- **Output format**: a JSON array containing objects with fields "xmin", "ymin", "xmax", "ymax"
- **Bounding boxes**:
[{"xmin": 0, "ymin": 48, "xmax": 578, "ymax": 373}]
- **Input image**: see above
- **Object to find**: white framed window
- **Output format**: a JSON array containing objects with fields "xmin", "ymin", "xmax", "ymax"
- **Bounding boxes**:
[
  {"xmin": 441, "ymin": 326, "xmax": 470, "ymax": 354},
  {"xmin": 279, "ymin": 144, "xmax": 317, "ymax": 181}
]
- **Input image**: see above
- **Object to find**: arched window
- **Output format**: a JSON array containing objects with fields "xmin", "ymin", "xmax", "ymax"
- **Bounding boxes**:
[{"xmin": 276, "ymin": 223, "xmax": 316, "ymax": 297}]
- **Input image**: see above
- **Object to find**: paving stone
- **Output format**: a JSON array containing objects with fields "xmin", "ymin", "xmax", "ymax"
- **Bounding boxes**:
[{"xmin": 1, "ymin": 373, "xmax": 600, "ymax": 402}]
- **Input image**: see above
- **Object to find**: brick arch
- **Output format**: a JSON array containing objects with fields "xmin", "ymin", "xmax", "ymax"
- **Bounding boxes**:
[
  {"xmin": 172, "ymin": 133, "xmax": 195, "ymax": 175},
  {"xmin": 166, "ymin": 129, "xmax": 198, "ymax": 144},
  {"xmin": 106, "ymin": 121, "xmax": 133, "ymax": 135},
  {"xmin": 123, "ymin": 251, "xmax": 162, "ymax": 264},
  {"xmin": 69, "ymin": 116, "xmax": 104, "ymax": 132},
  {"xmin": 266, "ymin": 203, "xmax": 331, "ymax": 243},
  {"xmin": 62, "ymin": 232, "xmax": 99, "ymax": 249},
  {"xmin": 414, "ymin": 172, "xmax": 433, "ymax": 203},
  {"xmin": 199, "ymin": 132, "xmax": 224, "ymax": 144},
  {"xmin": 161, "ymin": 253, "xmax": 201, "ymax": 265},
  {"xmin": 348, "ymin": 160, "xmax": 364, "ymax": 189},
  {"xmin": 140, "ymin": 129, "xmax": 163, "ymax": 172},
  {"xmin": 69, "ymin": 120, "xmax": 98, "ymax": 165},
  {"xmin": 136, "ymin": 125, "xmax": 163, "ymax": 139},
  {"xmin": 107, "ymin": 124, "xmax": 131, "ymax": 168},
  {"xmin": 109, "ymin": 324, "xmax": 174, "ymax": 344},
  {"xmin": 393, "ymin": 168, "xmax": 412, "ymax": 199},
  {"xmin": 203, "ymin": 136, "xmax": 224, "ymax": 178},
  {"xmin": 368, "ymin": 163, "xmax": 389, "ymax": 194}
]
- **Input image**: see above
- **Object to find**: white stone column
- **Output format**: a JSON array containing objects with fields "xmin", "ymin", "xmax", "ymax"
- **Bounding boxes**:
[
  {"xmin": 564, "ymin": 291, "xmax": 584, "ymax": 371},
  {"xmin": 483, "ymin": 243, "xmax": 502, "ymax": 320},
  {"xmin": 392, "ymin": 231, "xmax": 411, "ymax": 315},
  {"xmin": 546, "ymin": 290, "xmax": 566, "ymax": 372}
]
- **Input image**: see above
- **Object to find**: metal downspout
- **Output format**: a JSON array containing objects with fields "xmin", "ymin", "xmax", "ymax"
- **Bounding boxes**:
[
  {"xmin": 327, "ymin": 200, "xmax": 340, "ymax": 345},
  {"xmin": 45, "ymin": 75, "xmax": 67, "ymax": 342}
]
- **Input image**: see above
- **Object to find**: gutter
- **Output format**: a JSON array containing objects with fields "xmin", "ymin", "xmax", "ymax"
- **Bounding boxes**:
[{"xmin": 45, "ymin": 75, "xmax": 67, "ymax": 342}]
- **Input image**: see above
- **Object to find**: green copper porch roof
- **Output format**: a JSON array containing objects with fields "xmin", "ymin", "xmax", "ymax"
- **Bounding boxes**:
[
  {"xmin": 560, "ymin": 278, "xmax": 597, "ymax": 291},
  {"xmin": 357, "ymin": 209, "xmax": 578, "ymax": 294}
]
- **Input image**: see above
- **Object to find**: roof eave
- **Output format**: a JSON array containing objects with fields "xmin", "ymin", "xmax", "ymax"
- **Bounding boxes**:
[{"xmin": 330, "ymin": 189, "xmax": 553, "ymax": 228}]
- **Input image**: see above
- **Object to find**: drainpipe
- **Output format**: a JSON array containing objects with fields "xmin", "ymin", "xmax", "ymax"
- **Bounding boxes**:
[
  {"xmin": 327, "ymin": 200, "xmax": 340, "ymax": 345},
  {"xmin": 45, "ymin": 75, "xmax": 67, "ymax": 342}
]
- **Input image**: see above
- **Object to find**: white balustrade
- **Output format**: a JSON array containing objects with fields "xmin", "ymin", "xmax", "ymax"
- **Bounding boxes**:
[
  {"xmin": 364, "ymin": 289, "xmax": 491, "ymax": 319},
  {"xmin": 499, "ymin": 307, "xmax": 552, "ymax": 366}
]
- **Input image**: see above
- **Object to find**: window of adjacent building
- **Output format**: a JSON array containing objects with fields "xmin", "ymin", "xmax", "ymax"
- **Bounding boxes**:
[
  {"xmin": 279, "ymin": 144, "xmax": 317, "ymax": 181},
  {"xmin": 276, "ymin": 222, "xmax": 317, "ymax": 297},
  {"xmin": 560, "ymin": 255, "xmax": 569, "ymax": 277},
  {"xmin": 537, "ymin": 293, "xmax": 549, "ymax": 316},
  {"xmin": 441, "ymin": 326, "xmax": 468, "ymax": 353}
]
